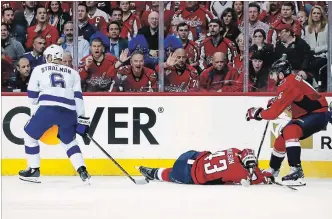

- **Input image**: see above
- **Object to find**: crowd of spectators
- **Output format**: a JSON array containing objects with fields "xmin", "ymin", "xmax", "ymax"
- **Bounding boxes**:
[{"xmin": 1, "ymin": 1, "xmax": 330, "ymax": 92}]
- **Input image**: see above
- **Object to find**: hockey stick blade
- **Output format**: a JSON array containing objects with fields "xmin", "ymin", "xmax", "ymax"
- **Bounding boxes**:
[
  {"xmin": 274, "ymin": 181, "xmax": 298, "ymax": 191},
  {"xmin": 86, "ymin": 134, "xmax": 149, "ymax": 185}
]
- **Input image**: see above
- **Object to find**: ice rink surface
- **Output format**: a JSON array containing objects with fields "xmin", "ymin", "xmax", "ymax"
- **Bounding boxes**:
[{"xmin": 2, "ymin": 176, "xmax": 332, "ymax": 219}]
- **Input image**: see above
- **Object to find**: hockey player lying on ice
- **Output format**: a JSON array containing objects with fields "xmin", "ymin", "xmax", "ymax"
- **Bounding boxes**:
[{"xmin": 138, "ymin": 148, "xmax": 274, "ymax": 185}]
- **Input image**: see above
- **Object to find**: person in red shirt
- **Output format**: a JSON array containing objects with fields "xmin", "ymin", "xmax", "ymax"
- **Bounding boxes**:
[
  {"xmin": 172, "ymin": 1, "xmax": 214, "ymax": 42},
  {"xmin": 112, "ymin": 52, "xmax": 157, "ymax": 92},
  {"xmin": 199, "ymin": 19, "xmax": 237, "ymax": 72},
  {"xmin": 156, "ymin": 48, "xmax": 199, "ymax": 92},
  {"xmin": 26, "ymin": 6, "xmax": 59, "ymax": 50},
  {"xmin": 79, "ymin": 37, "xmax": 129, "ymax": 91},
  {"xmin": 176, "ymin": 22, "xmax": 199, "ymax": 68},
  {"xmin": 200, "ymin": 52, "xmax": 242, "ymax": 92},
  {"xmin": 246, "ymin": 56, "xmax": 331, "ymax": 186},
  {"xmin": 119, "ymin": 1, "xmax": 141, "ymax": 40},
  {"xmin": 137, "ymin": 147, "xmax": 274, "ymax": 185}
]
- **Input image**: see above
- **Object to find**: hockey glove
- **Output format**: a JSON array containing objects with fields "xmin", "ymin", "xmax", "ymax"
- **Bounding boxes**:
[
  {"xmin": 76, "ymin": 116, "xmax": 90, "ymax": 137},
  {"xmin": 246, "ymin": 107, "xmax": 263, "ymax": 121},
  {"xmin": 239, "ymin": 149, "xmax": 257, "ymax": 170},
  {"xmin": 261, "ymin": 169, "xmax": 275, "ymax": 184}
]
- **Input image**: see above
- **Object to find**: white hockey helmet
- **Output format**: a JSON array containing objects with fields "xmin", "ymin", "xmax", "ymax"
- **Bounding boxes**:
[{"xmin": 43, "ymin": 44, "xmax": 64, "ymax": 63}]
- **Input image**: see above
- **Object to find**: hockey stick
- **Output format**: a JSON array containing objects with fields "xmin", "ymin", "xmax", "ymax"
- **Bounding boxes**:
[
  {"xmin": 86, "ymin": 134, "xmax": 149, "ymax": 185},
  {"xmin": 256, "ymin": 121, "xmax": 270, "ymax": 164}
]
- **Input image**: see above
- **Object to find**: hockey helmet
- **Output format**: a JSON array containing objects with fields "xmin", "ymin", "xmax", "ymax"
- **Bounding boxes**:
[
  {"xmin": 43, "ymin": 44, "xmax": 64, "ymax": 63},
  {"xmin": 270, "ymin": 54, "xmax": 292, "ymax": 77}
]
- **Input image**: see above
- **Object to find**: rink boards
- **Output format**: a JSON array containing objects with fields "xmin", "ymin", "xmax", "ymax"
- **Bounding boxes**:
[{"xmin": 2, "ymin": 94, "xmax": 332, "ymax": 177}]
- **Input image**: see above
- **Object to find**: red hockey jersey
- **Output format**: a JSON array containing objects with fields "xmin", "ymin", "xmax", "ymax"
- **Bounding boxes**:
[
  {"xmin": 120, "ymin": 13, "xmax": 142, "ymax": 40},
  {"xmin": 172, "ymin": 5, "xmax": 214, "ymax": 41},
  {"xmin": 79, "ymin": 54, "xmax": 118, "ymax": 92},
  {"xmin": 199, "ymin": 37, "xmax": 237, "ymax": 71},
  {"xmin": 155, "ymin": 64, "xmax": 199, "ymax": 92},
  {"xmin": 261, "ymin": 74, "xmax": 328, "ymax": 120},
  {"xmin": 26, "ymin": 24, "xmax": 59, "ymax": 50},
  {"xmin": 191, "ymin": 148, "xmax": 270, "ymax": 185},
  {"xmin": 112, "ymin": 65, "xmax": 157, "ymax": 92},
  {"xmin": 184, "ymin": 40, "xmax": 199, "ymax": 67}
]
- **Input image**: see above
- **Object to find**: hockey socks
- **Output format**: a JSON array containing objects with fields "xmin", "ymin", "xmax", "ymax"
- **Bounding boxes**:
[
  {"xmin": 62, "ymin": 140, "xmax": 86, "ymax": 171},
  {"xmin": 157, "ymin": 168, "xmax": 172, "ymax": 182}
]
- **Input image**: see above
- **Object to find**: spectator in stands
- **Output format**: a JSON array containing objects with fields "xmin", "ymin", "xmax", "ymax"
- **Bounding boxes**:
[
  {"xmin": 220, "ymin": 8, "xmax": 241, "ymax": 42},
  {"xmin": 2, "ymin": 7, "xmax": 14, "ymax": 33},
  {"xmin": 156, "ymin": 48, "xmax": 199, "ymax": 92},
  {"xmin": 268, "ymin": 2, "xmax": 302, "ymax": 46},
  {"xmin": 57, "ymin": 21, "xmax": 89, "ymax": 63},
  {"xmin": 137, "ymin": 11, "xmax": 160, "ymax": 57},
  {"xmin": 232, "ymin": 1, "xmax": 244, "ymax": 31},
  {"xmin": 26, "ymin": 5, "xmax": 59, "ymax": 50},
  {"xmin": 79, "ymin": 38, "xmax": 129, "ymax": 92},
  {"xmin": 1, "ymin": 23, "xmax": 25, "ymax": 62},
  {"xmin": 23, "ymin": 36, "xmax": 46, "ymax": 71},
  {"xmin": 108, "ymin": 21, "xmax": 128, "ymax": 59},
  {"xmin": 110, "ymin": 8, "xmax": 123, "ymax": 23},
  {"xmin": 78, "ymin": 3, "xmax": 97, "ymax": 42},
  {"xmin": 1, "ymin": 48, "xmax": 14, "ymax": 91},
  {"xmin": 11, "ymin": 10, "xmax": 28, "ymax": 47},
  {"xmin": 112, "ymin": 52, "xmax": 157, "ymax": 92},
  {"xmin": 22, "ymin": 1, "xmax": 37, "ymax": 27},
  {"xmin": 12, "ymin": 57, "xmax": 31, "ymax": 92},
  {"xmin": 199, "ymin": 19, "xmax": 237, "ymax": 72},
  {"xmin": 200, "ymin": 52, "xmax": 242, "ymax": 92},
  {"xmin": 141, "ymin": 1, "xmax": 174, "ymax": 33},
  {"xmin": 172, "ymin": 1, "xmax": 215, "ymax": 42},
  {"xmin": 233, "ymin": 33, "xmax": 244, "ymax": 74},
  {"xmin": 297, "ymin": 10, "xmax": 308, "ymax": 37},
  {"xmin": 249, "ymin": 29, "xmax": 274, "ymax": 66},
  {"xmin": 248, "ymin": 2, "xmax": 269, "ymax": 40},
  {"xmin": 86, "ymin": 1, "xmax": 109, "ymax": 36},
  {"xmin": 304, "ymin": 5, "xmax": 328, "ymax": 83},
  {"xmin": 48, "ymin": 1, "xmax": 71, "ymax": 34},
  {"xmin": 259, "ymin": 1, "xmax": 282, "ymax": 26},
  {"xmin": 177, "ymin": 22, "xmax": 199, "ymax": 68},
  {"xmin": 246, "ymin": 50, "xmax": 276, "ymax": 92},
  {"xmin": 62, "ymin": 51, "xmax": 73, "ymax": 68},
  {"xmin": 118, "ymin": 1, "xmax": 141, "ymax": 40},
  {"xmin": 274, "ymin": 24, "xmax": 312, "ymax": 83}
]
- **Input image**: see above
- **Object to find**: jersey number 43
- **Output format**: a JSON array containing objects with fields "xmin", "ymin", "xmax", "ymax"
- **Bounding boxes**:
[{"xmin": 204, "ymin": 151, "xmax": 228, "ymax": 174}]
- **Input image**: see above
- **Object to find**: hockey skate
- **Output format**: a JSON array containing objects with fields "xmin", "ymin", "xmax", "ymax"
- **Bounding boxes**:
[
  {"xmin": 77, "ymin": 166, "xmax": 91, "ymax": 183},
  {"xmin": 137, "ymin": 166, "xmax": 158, "ymax": 180},
  {"xmin": 19, "ymin": 167, "xmax": 41, "ymax": 183},
  {"xmin": 281, "ymin": 165, "xmax": 306, "ymax": 186}
]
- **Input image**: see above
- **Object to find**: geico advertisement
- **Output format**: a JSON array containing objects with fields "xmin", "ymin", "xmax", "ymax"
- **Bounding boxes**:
[{"xmin": 1, "ymin": 96, "xmax": 332, "ymax": 160}]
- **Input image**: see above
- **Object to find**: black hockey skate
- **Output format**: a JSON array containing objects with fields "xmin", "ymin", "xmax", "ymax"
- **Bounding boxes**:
[
  {"xmin": 77, "ymin": 166, "xmax": 91, "ymax": 183},
  {"xmin": 137, "ymin": 166, "xmax": 158, "ymax": 180},
  {"xmin": 19, "ymin": 167, "xmax": 41, "ymax": 183},
  {"xmin": 281, "ymin": 165, "xmax": 306, "ymax": 186}
]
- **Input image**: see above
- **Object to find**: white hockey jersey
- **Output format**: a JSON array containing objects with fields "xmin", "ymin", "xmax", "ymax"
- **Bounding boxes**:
[{"xmin": 27, "ymin": 63, "xmax": 85, "ymax": 117}]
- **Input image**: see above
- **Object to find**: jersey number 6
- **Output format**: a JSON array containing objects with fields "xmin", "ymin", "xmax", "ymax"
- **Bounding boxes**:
[
  {"xmin": 204, "ymin": 151, "xmax": 228, "ymax": 174},
  {"xmin": 50, "ymin": 73, "xmax": 66, "ymax": 88}
]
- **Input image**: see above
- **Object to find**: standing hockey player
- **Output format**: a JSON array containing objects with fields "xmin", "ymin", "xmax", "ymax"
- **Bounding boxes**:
[
  {"xmin": 138, "ymin": 148, "xmax": 274, "ymax": 185},
  {"xmin": 246, "ymin": 57, "xmax": 331, "ymax": 186},
  {"xmin": 19, "ymin": 44, "xmax": 91, "ymax": 183}
]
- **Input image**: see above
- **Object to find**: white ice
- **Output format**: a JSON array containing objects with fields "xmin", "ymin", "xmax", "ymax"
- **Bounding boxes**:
[{"xmin": 2, "ymin": 176, "xmax": 332, "ymax": 219}]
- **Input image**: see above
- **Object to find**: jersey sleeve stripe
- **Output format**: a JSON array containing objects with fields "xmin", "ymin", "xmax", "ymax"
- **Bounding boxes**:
[
  {"xmin": 38, "ymin": 94, "xmax": 75, "ymax": 106},
  {"xmin": 27, "ymin": 90, "xmax": 40, "ymax": 98},
  {"xmin": 74, "ymin": 91, "xmax": 83, "ymax": 100}
]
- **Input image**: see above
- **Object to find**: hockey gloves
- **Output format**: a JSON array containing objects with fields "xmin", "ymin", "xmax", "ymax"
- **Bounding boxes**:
[
  {"xmin": 239, "ymin": 149, "xmax": 257, "ymax": 170},
  {"xmin": 246, "ymin": 107, "xmax": 263, "ymax": 121},
  {"xmin": 260, "ymin": 169, "xmax": 275, "ymax": 184},
  {"xmin": 76, "ymin": 116, "xmax": 90, "ymax": 137}
]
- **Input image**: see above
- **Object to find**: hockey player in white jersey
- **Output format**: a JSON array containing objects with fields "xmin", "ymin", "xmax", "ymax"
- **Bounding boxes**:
[{"xmin": 19, "ymin": 44, "xmax": 91, "ymax": 183}]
